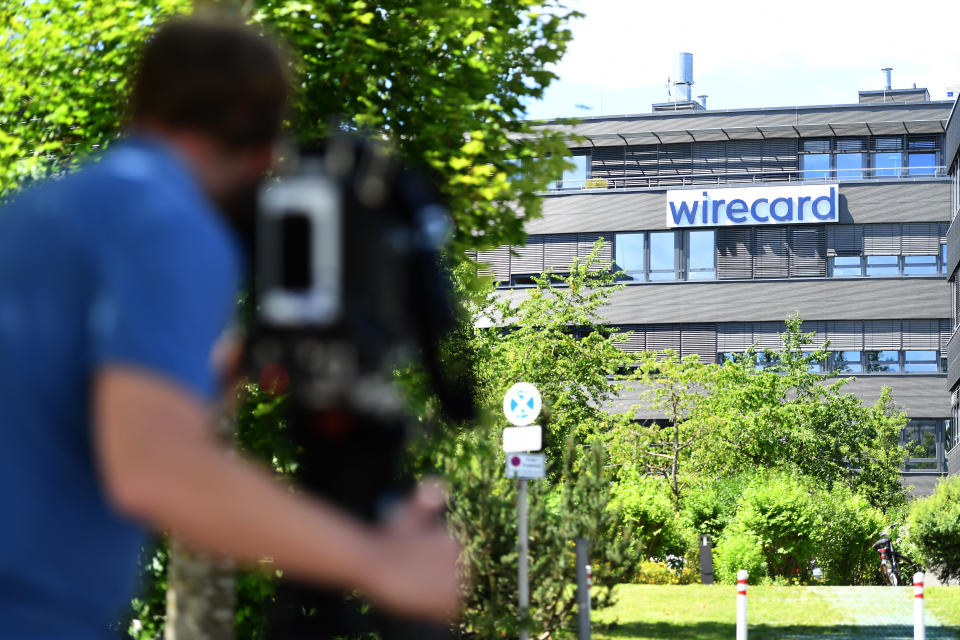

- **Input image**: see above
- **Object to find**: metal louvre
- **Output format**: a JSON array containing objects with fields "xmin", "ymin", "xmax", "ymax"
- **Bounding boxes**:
[
  {"xmin": 577, "ymin": 232, "xmax": 612, "ymax": 270},
  {"xmin": 863, "ymin": 224, "xmax": 902, "ymax": 255},
  {"xmin": 940, "ymin": 319, "xmax": 953, "ymax": 353},
  {"xmin": 902, "ymin": 320, "xmax": 940, "ymax": 350},
  {"xmin": 901, "ymin": 223, "xmax": 941, "ymax": 255},
  {"xmin": 864, "ymin": 320, "xmax": 902, "ymax": 350},
  {"xmin": 510, "ymin": 235, "xmax": 544, "ymax": 274},
  {"xmin": 753, "ymin": 322, "xmax": 785, "ymax": 348},
  {"xmin": 718, "ymin": 323, "xmax": 753, "ymax": 351},
  {"xmin": 681, "ymin": 324, "xmax": 718, "ymax": 361},
  {"xmin": 658, "ymin": 143, "xmax": 692, "ymax": 176},
  {"xmin": 955, "ymin": 281, "xmax": 960, "ymax": 332},
  {"xmin": 789, "ymin": 227, "xmax": 826, "ymax": 277},
  {"xmin": 645, "ymin": 324, "xmax": 681, "ymax": 353},
  {"xmin": 835, "ymin": 137, "xmax": 865, "ymax": 152},
  {"xmin": 590, "ymin": 146, "xmax": 625, "ymax": 181},
  {"xmin": 614, "ymin": 326, "xmax": 645, "ymax": 352},
  {"xmin": 717, "ymin": 228, "xmax": 754, "ymax": 279},
  {"xmin": 543, "ymin": 234, "xmax": 578, "ymax": 271},
  {"xmin": 826, "ymin": 225, "xmax": 864, "ymax": 257},
  {"xmin": 692, "ymin": 141, "xmax": 726, "ymax": 175},
  {"xmin": 940, "ymin": 222, "xmax": 949, "ymax": 246},
  {"xmin": 801, "ymin": 321, "xmax": 827, "ymax": 347},
  {"xmin": 761, "ymin": 138, "xmax": 798, "ymax": 177},
  {"xmin": 477, "ymin": 246, "xmax": 510, "ymax": 281},
  {"xmin": 827, "ymin": 321, "xmax": 863, "ymax": 350},
  {"xmin": 754, "ymin": 228, "xmax": 789, "ymax": 279},
  {"xmin": 726, "ymin": 140, "xmax": 763, "ymax": 174},
  {"xmin": 625, "ymin": 145, "xmax": 659, "ymax": 179}
]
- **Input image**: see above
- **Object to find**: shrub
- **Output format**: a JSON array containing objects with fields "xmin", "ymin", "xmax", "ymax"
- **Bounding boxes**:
[
  {"xmin": 633, "ymin": 560, "xmax": 699, "ymax": 585},
  {"xmin": 812, "ymin": 484, "xmax": 885, "ymax": 585},
  {"xmin": 608, "ymin": 471, "xmax": 693, "ymax": 567},
  {"xmin": 728, "ymin": 473, "xmax": 817, "ymax": 579},
  {"xmin": 683, "ymin": 473, "xmax": 750, "ymax": 541},
  {"xmin": 714, "ymin": 530, "xmax": 766, "ymax": 584},
  {"xmin": 908, "ymin": 475, "xmax": 960, "ymax": 582}
]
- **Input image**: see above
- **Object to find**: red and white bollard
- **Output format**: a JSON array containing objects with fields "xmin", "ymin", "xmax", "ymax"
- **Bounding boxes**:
[
  {"xmin": 736, "ymin": 570, "xmax": 748, "ymax": 640},
  {"xmin": 914, "ymin": 571, "xmax": 925, "ymax": 640}
]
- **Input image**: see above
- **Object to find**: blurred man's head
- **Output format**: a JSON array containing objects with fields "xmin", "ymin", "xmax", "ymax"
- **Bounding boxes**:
[{"xmin": 129, "ymin": 15, "xmax": 289, "ymax": 218}]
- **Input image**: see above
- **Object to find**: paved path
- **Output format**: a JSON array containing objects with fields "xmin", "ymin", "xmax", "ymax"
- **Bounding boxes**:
[{"xmin": 780, "ymin": 587, "xmax": 957, "ymax": 639}]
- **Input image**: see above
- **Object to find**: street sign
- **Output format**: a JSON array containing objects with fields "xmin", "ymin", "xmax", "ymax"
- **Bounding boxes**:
[
  {"xmin": 502, "ymin": 382, "xmax": 541, "ymax": 426},
  {"xmin": 502, "ymin": 425, "xmax": 542, "ymax": 453},
  {"xmin": 505, "ymin": 453, "xmax": 546, "ymax": 480}
]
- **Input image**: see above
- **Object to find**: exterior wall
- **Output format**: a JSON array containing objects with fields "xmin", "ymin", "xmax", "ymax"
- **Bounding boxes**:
[{"xmin": 945, "ymin": 99, "xmax": 960, "ymax": 476}]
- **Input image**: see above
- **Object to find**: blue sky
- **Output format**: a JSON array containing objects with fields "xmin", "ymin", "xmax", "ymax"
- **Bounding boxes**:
[{"xmin": 524, "ymin": 0, "xmax": 960, "ymax": 120}]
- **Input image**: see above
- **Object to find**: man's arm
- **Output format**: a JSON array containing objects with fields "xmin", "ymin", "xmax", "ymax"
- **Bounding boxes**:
[{"xmin": 93, "ymin": 365, "xmax": 460, "ymax": 622}]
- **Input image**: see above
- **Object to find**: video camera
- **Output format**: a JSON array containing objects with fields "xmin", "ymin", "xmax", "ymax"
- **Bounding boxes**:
[{"xmin": 246, "ymin": 135, "xmax": 474, "ymax": 638}]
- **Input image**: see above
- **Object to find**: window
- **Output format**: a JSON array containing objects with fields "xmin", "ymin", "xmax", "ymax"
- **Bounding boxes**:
[
  {"xmin": 614, "ymin": 233, "xmax": 645, "ymax": 281},
  {"xmin": 833, "ymin": 351, "xmax": 863, "ymax": 373},
  {"xmin": 559, "ymin": 154, "xmax": 588, "ymax": 189},
  {"xmin": 830, "ymin": 256, "xmax": 863, "ymax": 277},
  {"xmin": 803, "ymin": 352, "xmax": 826, "ymax": 373},
  {"xmin": 942, "ymin": 244, "xmax": 949, "ymax": 276},
  {"xmin": 866, "ymin": 350, "xmax": 900, "ymax": 373},
  {"xmin": 685, "ymin": 230, "xmax": 716, "ymax": 280},
  {"xmin": 901, "ymin": 419, "xmax": 940, "ymax": 471},
  {"xmin": 800, "ymin": 154, "xmax": 830, "ymax": 180},
  {"xmin": 755, "ymin": 352, "xmax": 779, "ymax": 370},
  {"xmin": 865, "ymin": 255, "xmax": 899, "ymax": 277},
  {"xmin": 903, "ymin": 255, "xmax": 938, "ymax": 276},
  {"xmin": 510, "ymin": 274, "xmax": 538, "ymax": 287},
  {"xmin": 904, "ymin": 350, "xmax": 939, "ymax": 373},
  {"xmin": 648, "ymin": 232, "xmax": 677, "ymax": 281},
  {"xmin": 874, "ymin": 152, "xmax": 902, "ymax": 177},
  {"xmin": 907, "ymin": 138, "xmax": 938, "ymax": 176},
  {"xmin": 836, "ymin": 153, "xmax": 864, "ymax": 180}
]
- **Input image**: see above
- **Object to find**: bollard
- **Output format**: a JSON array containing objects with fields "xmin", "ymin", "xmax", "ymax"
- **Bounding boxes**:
[
  {"xmin": 914, "ymin": 571, "xmax": 925, "ymax": 640},
  {"xmin": 736, "ymin": 570, "xmax": 748, "ymax": 640},
  {"xmin": 575, "ymin": 538, "xmax": 591, "ymax": 640},
  {"xmin": 699, "ymin": 535, "xmax": 714, "ymax": 585}
]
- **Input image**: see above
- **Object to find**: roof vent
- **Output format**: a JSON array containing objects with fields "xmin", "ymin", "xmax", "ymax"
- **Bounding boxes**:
[
  {"xmin": 882, "ymin": 67, "xmax": 893, "ymax": 91},
  {"xmin": 652, "ymin": 52, "xmax": 705, "ymax": 112}
]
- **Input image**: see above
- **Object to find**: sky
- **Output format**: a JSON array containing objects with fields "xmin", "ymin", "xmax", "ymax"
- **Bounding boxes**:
[{"xmin": 524, "ymin": 0, "xmax": 960, "ymax": 120}]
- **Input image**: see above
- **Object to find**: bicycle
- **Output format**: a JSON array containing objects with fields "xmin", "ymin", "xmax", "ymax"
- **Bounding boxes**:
[{"xmin": 872, "ymin": 522, "xmax": 922, "ymax": 586}]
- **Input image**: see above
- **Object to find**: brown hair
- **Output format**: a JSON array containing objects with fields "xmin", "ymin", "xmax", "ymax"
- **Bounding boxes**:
[{"xmin": 130, "ymin": 15, "xmax": 290, "ymax": 148}]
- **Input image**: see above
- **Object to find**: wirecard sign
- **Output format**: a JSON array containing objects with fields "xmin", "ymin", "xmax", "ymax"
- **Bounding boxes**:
[{"xmin": 665, "ymin": 184, "xmax": 839, "ymax": 228}]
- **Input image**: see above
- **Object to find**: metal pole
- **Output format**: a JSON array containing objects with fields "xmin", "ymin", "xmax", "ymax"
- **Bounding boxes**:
[
  {"xmin": 518, "ymin": 478, "xmax": 529, "ymax": 640},
  {"xmin": 736, "ymin": 570, "xmax": 748, "ymax": 640},
  {"xmin": 575, "ymin": 538, "xmax": 591, "ymax": 640},
  {"xmin": 914, "ymin": 571, "xmax": 925, "ymax": 640}
]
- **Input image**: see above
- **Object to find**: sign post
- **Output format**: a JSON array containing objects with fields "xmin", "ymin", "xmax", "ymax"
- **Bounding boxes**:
[{"xmin": 502, "ymin": 382, "xmax": 543, "ymax": 640}]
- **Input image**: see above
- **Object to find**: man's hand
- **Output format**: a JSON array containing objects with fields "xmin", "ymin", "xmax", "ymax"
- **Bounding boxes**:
[{"xmin": 361, "ymin": 481, "xmax": 462, "ymax": 622}]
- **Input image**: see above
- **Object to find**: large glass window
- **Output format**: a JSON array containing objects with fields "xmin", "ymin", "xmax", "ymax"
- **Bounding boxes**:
[
  {"xmin": 836, "ymin": 153, "xmax": 864, "ymax": 180},
  {"xmin": 902, "ymin": 419, "xmax": 939, "ymax": 470},
  {"xmin": 614, "ymin": 233, "xmax": 645, "ymax": 281},
  {"xmin": 865, "ymin": 255, "xmax": 899, "ymax": 276},
  {"xmin": 648, "ymin": 232, "xmax": 677, "ymax": 281},
  {"xmin": 904, "ymin": 350, "xmax": 939, "ymax": 373},
  {"xmin": 833, "ymin": 351, "xmax": 863, "ymax": 373},
  {"xmin": 907, "ymin": 138, "xmax": 938, "ymax": 176},
  {"xmin": 904, "ymin": 255, "xmax": 938, "ymax": 276},
  {"xmin": 800, "ymin": 154, "xmax": 830, "ymax": 180},
  {"xmin": 830, "ymin": 256, "xmax": 863, "ymax": 277},
  {"xmin": 559, "ymin": 154, "xmax": 588, "ymax": 189},
  {"xmin": 866, "ymin": 350, "xmax": 900, "ymax": 373},
  {"xmin": 685, "ymin": 230, "xmax": 716, "ymax": 280},
  {"xmin": 874, "ymin": 152, "xmax": 903, "ymax": 177}
]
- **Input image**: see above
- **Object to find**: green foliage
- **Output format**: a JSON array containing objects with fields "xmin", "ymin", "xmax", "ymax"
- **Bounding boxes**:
[
  {"xmin": 0, "ymin": 0, "xmax": 191, "ymax": 196},
  {"xmin": 124, "ymin": 540, "xmax": 169, "ymax": 640},
  {"xmin": 252, "ymin": 0, "xmax": 581, "ymax": 255},
  {"xmin": 811, "ymin": 483, "xmax": 885, "ymax": 585},
  {"xmin": 682, "ymin": 474, "xmax": 750, "ymax": 542},
  {"xmin": 607, "ymin": 470, "xmax": 693, "ymax": 567},
  {"xmin": 726, "ymin": 473, "xmax": 817, "ymax": 580},
  {"xmin": 632, "ymin": 560, "xmax": 699, "ymax": 585},
  {"xmin": 908, "ymin": 475, "xmax": 960, "ymax": 582},
  {"xmin": 714, "ymin": 530, "xmax": 766, "ymax": 585}
]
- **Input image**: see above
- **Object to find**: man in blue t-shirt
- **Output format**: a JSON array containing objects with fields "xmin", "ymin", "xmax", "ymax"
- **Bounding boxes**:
[{"xmin": 0, "ymin": 17, "xmax": 459, "ymax": 637}]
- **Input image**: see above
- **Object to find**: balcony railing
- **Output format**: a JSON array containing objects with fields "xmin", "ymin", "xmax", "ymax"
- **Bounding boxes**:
[{"xmin": 549, "ymin": 166, "xmax": 948, "ymax": 191}]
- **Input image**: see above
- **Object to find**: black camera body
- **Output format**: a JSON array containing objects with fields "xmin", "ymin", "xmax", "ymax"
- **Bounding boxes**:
[{"xmin": 247, "ymin": 136, "xmax": 471, "ymax": 638}]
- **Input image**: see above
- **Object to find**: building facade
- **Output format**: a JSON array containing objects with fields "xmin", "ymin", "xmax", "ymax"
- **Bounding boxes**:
[
  {"xmin": 944, "ymin": 97, "xmax": 960, "ymax": 477},
  {"xmin": 487, "ymin": 89, "xmax": 957, "ymax": 494}
]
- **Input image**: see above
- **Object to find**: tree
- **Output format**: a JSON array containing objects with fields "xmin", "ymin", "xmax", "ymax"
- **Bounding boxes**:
[{"xmin": 690, "ymin": 315, "xmax": 910, "ymax": 509}]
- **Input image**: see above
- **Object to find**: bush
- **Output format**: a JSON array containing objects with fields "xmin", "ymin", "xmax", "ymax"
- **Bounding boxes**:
[
  {"xmin": 608, "ymin": 471, "xmax": 694, "ymax": 567},
  {"xmin": 812, "ymin": 484, "xmax": 885, "ymax": 585},
  {"xmin": 908, "ymin": 475, "xmax": 960, "ymax": 582},
  {"xmin": 714, "ymin": 530, "xmax": 766, "ymax": 584},
  {"xmin": 726, "ymin": 473, "xmax": 817, "ymax": 580},
  {"xmin": 633, "ymin": 560, "xmax": 698, "ymax": 585},
  {"xmin": 683, "ymin": 474, "xmax": 750, "ymax": 541}
]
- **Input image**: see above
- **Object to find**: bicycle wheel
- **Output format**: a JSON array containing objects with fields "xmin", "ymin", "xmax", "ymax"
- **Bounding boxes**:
[
  {"xmin": 883, "ymin": 561, "xmax": 899, "ymax": 586},
  {"xmin": 893, "ymin": 553, "xmax": 921, "ymax": 584}
]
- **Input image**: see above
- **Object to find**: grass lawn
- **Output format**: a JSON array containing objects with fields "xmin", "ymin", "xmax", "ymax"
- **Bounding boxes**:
[{"xmin": 592, "ymin": 584, "xmax": 960, "ymax": 640}]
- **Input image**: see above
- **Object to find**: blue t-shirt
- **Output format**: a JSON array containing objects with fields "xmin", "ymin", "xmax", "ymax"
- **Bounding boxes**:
[{"xmin": 0, "ymin": 137, "xmax": 240, "ymax": 637}]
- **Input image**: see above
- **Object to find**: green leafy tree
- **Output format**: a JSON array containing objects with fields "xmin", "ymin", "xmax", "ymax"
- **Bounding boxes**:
[{"xmin": 908, "ymin": 475, "xmax": 960, "ymax": 582}]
